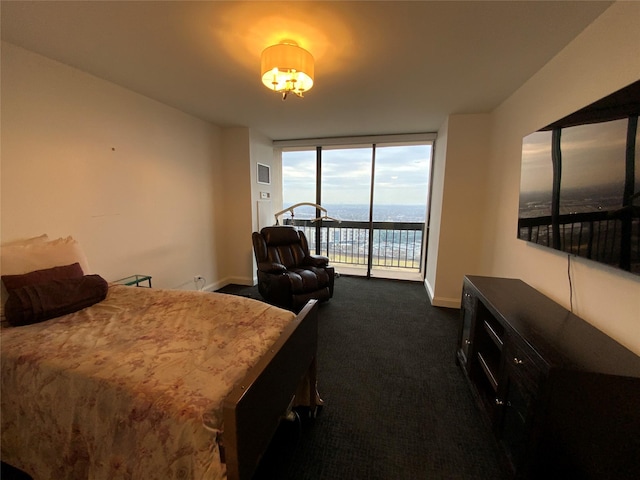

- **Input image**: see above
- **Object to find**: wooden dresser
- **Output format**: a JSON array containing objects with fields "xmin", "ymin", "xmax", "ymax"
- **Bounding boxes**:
[{"xmin": 457, "ymin": 275, "xmax": 640, "ymax": 479}]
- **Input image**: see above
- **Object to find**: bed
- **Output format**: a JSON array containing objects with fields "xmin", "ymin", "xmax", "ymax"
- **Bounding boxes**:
[{"xmin": 1, "ymin": 237, "xmax": 321, "ymax": 480}]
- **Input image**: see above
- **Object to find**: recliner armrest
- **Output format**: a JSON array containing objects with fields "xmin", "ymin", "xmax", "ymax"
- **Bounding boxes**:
[
  {"xmin": 303, "ymin": 255, "xmax": 330, "ymax": 268},
  {"xmin": 257, "ymin": 261, "xmax": 287, "ymax": 273}
]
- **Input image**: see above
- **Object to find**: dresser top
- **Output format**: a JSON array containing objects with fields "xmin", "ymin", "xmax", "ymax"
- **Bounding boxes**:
[{"xmin": 464, "ymin": 275, "xmax": 640, "ymax": 378}]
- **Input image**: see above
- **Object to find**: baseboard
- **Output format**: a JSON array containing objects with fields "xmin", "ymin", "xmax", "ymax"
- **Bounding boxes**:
[
  {"xmin": 431, "ymin": 296, "xmax": 461, "ymax": 308},
  {"xmin": 201, "ymin": 283, "xmax": 218, "ymax": 292},
  {"xmin": 423, "ymin": 279, "xmax": 461, "ymax": 308},
  {"xmin": 423, "ymin": 278, "xmax": 435, "ymax": 302},
  {"xmin": 207, "ymin": 276, "xmax": 254, "ymax": 292}
]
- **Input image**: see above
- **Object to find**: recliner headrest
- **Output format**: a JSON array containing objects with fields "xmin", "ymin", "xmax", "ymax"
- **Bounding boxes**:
[{"xmin": 261, "ymin": 226, "xmax": 301, "ymax": 246}]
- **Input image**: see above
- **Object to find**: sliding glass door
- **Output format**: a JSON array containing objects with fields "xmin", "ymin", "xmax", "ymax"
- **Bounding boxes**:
[
  {"xmin": 321, "ymin": 146, "xmax": 373, "ymax": 269},
  {"xmin": 370, "ymin": 143, "xmax": 431, "ymax": 277}
]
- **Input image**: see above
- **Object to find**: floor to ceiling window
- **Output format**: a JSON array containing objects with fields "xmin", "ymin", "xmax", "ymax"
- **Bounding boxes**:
[
  {"xmin": 278, "ymin": 134, "xmax": 435, "ymax": 280},
  {"xmin": 281, "ymin": 148, "xmax": 317, "ymax": 218}
]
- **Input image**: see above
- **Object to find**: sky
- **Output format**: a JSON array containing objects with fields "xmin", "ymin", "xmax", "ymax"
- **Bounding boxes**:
[{"xmin": 282, "ymin": 144, "xmax": 432, "ymax": 206}]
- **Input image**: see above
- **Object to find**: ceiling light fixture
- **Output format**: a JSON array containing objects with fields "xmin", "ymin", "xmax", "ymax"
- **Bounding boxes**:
[{"xmin": 261, "ymin": 41, "xmax": 314, "ymax": 100}]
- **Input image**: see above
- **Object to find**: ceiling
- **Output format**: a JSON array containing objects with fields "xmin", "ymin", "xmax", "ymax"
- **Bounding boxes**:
[{"xmin": 1, "ymin": 1, "xmax": 612, "ymax": 141}]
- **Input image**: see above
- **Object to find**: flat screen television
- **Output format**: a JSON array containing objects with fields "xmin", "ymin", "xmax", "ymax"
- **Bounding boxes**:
[{"xmin": 517, "ymin": 80, "xmax": 640, "ymax": 276}]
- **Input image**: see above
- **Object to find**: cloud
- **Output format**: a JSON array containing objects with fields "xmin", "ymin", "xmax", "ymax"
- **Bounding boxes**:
[{"xmin": 283, "ymin": 144, "xmax": 432, "ymax": 205}]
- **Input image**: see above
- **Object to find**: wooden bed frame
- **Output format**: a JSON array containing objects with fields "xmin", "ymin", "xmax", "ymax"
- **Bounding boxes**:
[{"xmin": 222, "ymin": 299, "xmax": 322, "ymax": 480}]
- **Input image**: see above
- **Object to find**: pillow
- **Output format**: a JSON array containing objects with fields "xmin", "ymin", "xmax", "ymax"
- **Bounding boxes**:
[
  {"xmin": 0, "ymin": 236, "xmax": 91, "ymax": 276},
  {"xmin": 2, "ymin": 263, "xmax": 84, "ymax": 291},
  {"xmin": 4, "ymin": 275, "xmax": 108, "ymax": 327}
]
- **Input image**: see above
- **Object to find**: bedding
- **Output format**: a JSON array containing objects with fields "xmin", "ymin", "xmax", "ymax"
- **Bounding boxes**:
[{"xmin": 1, "ymin": 284, "xmax": 297, "ymax": 480}]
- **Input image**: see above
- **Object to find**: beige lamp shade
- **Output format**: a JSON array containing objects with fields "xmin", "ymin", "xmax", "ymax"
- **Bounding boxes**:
[{"xmin": 261, "ymin": 42, "xmax": 314, "ymax": 97}]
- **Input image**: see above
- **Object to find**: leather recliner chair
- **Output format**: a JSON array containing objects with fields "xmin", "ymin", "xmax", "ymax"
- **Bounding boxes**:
[{"xmin": 252, "ymin": 226, "xmax": 335, "ymax": 311}]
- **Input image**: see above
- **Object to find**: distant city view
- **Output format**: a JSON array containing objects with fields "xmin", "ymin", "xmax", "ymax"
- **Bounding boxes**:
[{"xmin": 281, "ymin": 203, "xmax": 427, "ymax": 270}]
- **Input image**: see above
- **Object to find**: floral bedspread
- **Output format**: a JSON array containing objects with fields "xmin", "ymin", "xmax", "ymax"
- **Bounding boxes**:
[{"xmin": 0, "ymin": 285, "xmax": 295, "ymax": 480}]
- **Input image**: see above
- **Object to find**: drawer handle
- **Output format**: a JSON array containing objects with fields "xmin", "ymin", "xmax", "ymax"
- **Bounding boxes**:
[
  {"xmin": 464, "ymin": 339, "xmax": 472, "ymax": 345},
  {"xmin": 495, "ymin": 398, "xmax": 511, "ymax": 407},
  {"xmin": 513, "ymin": 357, "xmax": 524, "ymax": 365}
]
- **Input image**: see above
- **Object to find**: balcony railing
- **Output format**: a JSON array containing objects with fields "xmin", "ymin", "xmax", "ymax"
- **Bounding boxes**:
[{"xmin": 285, "ymin": 219, "xmax": 425, "ymax": 270}]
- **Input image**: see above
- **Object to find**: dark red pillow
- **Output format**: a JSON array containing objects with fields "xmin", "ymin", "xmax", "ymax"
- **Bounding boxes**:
[
  {"xmin": 5, "ymin": 275, "xmax": 108, "ymax": 326},
  {"xmin": 2, "ymin": 262, "xmax": 84, "ymax": 291}
]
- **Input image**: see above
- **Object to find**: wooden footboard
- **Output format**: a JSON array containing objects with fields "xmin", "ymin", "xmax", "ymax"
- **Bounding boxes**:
[{"xmin": 222, "ymin": 299, "xmax": 321, "ymax": 480}]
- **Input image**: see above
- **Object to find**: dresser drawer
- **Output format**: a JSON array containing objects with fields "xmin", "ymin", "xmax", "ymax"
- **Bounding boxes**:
[
  {"xmin": 504, "ymin": 335, "xmax": 547, "ymax": 394},
  {"xmin": 462, "ymin": 286, "xmax": 476, "ymax": 310}
]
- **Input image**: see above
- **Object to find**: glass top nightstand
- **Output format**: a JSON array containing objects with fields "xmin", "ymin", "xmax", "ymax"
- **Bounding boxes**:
[{"xmin": 113, "ymin": 274, "xmax": 152, "ymax": 287}]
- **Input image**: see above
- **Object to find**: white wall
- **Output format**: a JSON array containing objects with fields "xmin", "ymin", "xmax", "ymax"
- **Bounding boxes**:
[
  {"xmin": 484, "ymin": 1, "xmax": 640, "ymax": 354},
  {"xmin": 217, "ymin": 127, "xmax": 253, "ymax": 286},
  {"xmin": 1, "ymin": 42, "xmax": 222, "ymax": 290},
  {"xmin": 249, "ymin": 129, "xmax": 277, "ymax": 233},
  {"xmin": 214, "ymin": 127, "xmax": 280, "ymax": 287},
  {"xmin": 1, "ymin": 42, "xmax": 288, "ymax": 293},
  {"xmin": 424, "ymin": 118, "xmax": 448, "ymax": 299},
  {"xmin": 249, "ymin": 130, "xmax": 279, "ymax": 283},
  {"xmin": 426, "ymin": 114, "xmax": 491, "ymax": 307}
]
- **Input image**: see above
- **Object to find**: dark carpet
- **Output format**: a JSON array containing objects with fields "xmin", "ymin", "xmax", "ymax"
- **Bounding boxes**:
[{"xmin": 220, "ymin": 276, "xmax": 506, "ymax": 480}]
